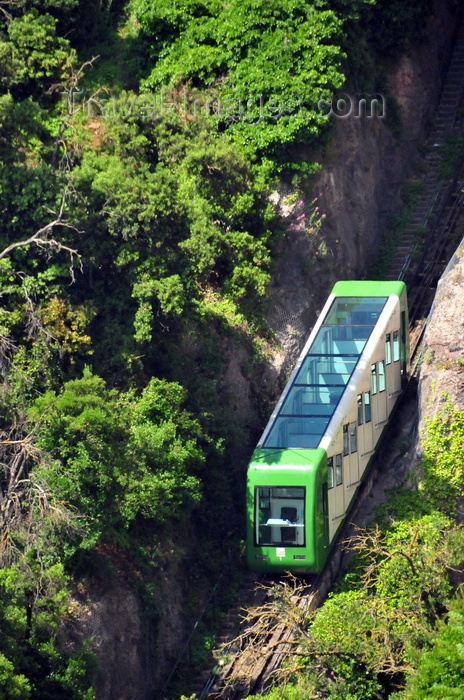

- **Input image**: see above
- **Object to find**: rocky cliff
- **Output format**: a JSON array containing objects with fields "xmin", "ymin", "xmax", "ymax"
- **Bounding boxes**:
[{"xmin": 419, "ymin": 241, "xmax": 464, "ymax": 418}]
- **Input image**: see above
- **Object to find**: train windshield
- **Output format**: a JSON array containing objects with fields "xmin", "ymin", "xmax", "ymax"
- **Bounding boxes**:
[
  {"xmin": 255, "ymin": 486, "xmax": 305, "ymax": 547},
  {"xmin": 262, "ymin": 296, "xmax": 388, "ymax": 449}
]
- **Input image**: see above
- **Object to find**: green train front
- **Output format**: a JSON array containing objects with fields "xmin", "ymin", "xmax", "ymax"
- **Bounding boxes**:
[{"xmin": 246, "ymin": 447, "xmax": 328, "ymax": 574}]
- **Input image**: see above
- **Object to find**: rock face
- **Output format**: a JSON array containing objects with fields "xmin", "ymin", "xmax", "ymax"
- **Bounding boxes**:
[
  {"xmin": 352, "ymin": 240, "xmax": 464, "ymax": 534},
  {"xmin": 81, "ymin": 585, "xmax": 149, "ymax": 700},
  {"xmin": 419, "ymin": 242, "xmax": 464, "ymax": 419}
]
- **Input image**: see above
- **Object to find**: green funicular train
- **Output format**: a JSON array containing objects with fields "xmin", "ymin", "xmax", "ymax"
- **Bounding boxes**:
[{"xmin": 246, "ymin": 281, "xmax": 409, "ymax": 574}]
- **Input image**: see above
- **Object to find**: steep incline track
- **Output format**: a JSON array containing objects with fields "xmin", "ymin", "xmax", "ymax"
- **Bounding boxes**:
[{"xmin": 387, "ymin": 18, "xmax": 464, "ymax": 285}]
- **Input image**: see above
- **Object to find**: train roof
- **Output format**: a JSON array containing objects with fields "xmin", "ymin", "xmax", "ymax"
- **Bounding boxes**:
[
  {"xmin": 255, "ymin": 280, "xmax": 405, "ymax": 453},
  {"xmin": 331, "ymin": 280, "xmax": 405, "ymax": 298}
]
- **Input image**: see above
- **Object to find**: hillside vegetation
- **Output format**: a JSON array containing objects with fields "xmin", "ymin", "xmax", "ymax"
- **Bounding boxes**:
[{"xmin": 2, "ymin": 1, "xmax": 461, "ymax": 698}]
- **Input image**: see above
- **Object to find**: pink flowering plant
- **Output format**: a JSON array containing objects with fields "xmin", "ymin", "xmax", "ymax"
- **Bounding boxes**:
[
  {"xmin": 285, "ymin": 193, "xmax": 328, "ymax": 261},
  {"xmin": 288, "ymin": 195, "xmax": 326, "ymax": 234}
]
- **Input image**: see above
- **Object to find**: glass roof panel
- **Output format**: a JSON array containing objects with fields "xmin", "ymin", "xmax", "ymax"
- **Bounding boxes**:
[
  {"xmin": 293, "ymin": 355, "xmax": 360, "ymax": 386},
  {"xmin": 263, "ymin": 416, "xmax": 329, "ymax": 449},
  {"xmin": 261, "ymin": 296, "xmax": 388, "ymax": 450},
  {"xmin": 324, "ymin": 297, "xmax": 388, "ymax": 326}
]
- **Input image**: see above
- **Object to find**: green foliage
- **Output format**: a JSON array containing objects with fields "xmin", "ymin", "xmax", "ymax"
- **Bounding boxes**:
[
  {"xmin": 440, "ymin": 134, "xmax": 464, "ymax": 180},
  {"xmin": 0, "ymin": 94, "xmax": 58, "ymax": 239},
  {"xmin": 4, "ymin": 11, "xmax": 75, "ymax": 89},
  {"xmin": 0, "ymin": 564, "xmax": 95, "ymax": 699},
  {"xmin": 0, "ymin": 654, "xmax": 31, "ymax": 699},
  {"xmin": 29, "ymin": 368, "xmax": 205, "ymax": 540},
  {"xmin": 248, "ymin": 677, "xmax": 318, "ymax": 700},
  {"xmin": 132, "ymin": 0, "xmax": 346, "ymax": 157},
  {"xmin": 418, "ymin": 396, "xmax": 464, "ymax": 513},
  {"xmin": 296, "ymin": 513, "xmax": 463, "ymax": 696},
  {"xmin": 0, "ymin": 0, "xmax": 444, "ymax": 695},
  {"xmin": 395, "ymin": 593, "xmax": 464, "ymax": 700},
  {"xmin": 69, "ymin": 109, "xmax": 274, "ymax": 352}
]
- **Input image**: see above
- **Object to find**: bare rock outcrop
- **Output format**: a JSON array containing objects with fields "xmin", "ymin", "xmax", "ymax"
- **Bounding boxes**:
[{"xmin": 419, "ymin": 241, "xmax": 464, "ymax": 419}]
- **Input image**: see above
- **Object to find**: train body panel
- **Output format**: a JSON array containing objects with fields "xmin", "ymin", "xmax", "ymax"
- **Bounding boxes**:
[{"xmin": 246, "ymin": 281, "xmax": 409, "ymax": 574}]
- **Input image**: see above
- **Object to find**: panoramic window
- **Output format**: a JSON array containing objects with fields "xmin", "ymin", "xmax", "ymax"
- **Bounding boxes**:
[{"xmin": 261, "ymin": 295, "xmax": 388, "ymax": 449}]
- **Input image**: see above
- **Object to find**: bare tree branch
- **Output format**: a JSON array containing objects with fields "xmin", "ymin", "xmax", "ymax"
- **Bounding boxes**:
[
  {"xmin": 0, "ymin": 419, "xmax": 80, "ymax": 570},
  {"xmin": 0, "ymin": 189, "xmax": 83, "ymax": 282},
  {"xmin": 0, "ymin": 334, "xmax": 16, "ymax": 376},
  {"xmin": 47, "ymin": 57, "xmax": 103, "ymax": 167},
  {"xmin": 0, "ymin": 0, "xmax": 17, "ymax": 22}
]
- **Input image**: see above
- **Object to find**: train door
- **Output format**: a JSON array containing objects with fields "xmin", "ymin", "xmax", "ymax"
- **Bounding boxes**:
[
  {"xmin": 385, "ymin": 333, "xmax": 394, "ymax": 404},
  {"xmin": 401, "ymin": 310, "xmax": 408, "ymax": 381},
  {"xmin": 358, "ymin": 393, "xmax": 370, "ymax": 473},
  {"xmin": 371, "ymin": 362, "xmax": 387, "ymax": 430},
  {"xmin": 362, "ymin": 390, "xmax": 374, "ymax": 456},
  {"xmin": 392, "ymin": 330, "xmax": 401, "ymax": 395},
  {"xmin": 377, "ymin": 360, "xmax": 387, "ymax": 425},
  {"xmin": 327, "ymin": 454, "xmax": 344, "ymax": 541},
  {"xmin": 322, "ymin": 483, "xmax": 329, "ymax": 548},
  {"xmin": 343, "ymin": 421, "xmax": 359, "ymax": 486}
]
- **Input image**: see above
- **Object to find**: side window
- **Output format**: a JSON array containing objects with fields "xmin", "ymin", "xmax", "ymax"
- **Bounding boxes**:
[
  {"xmin": 378, "ymin": 360, "xmax": 386, "ymax": 392},
  {"xmin": 357, "ymin": 394, "xmax": 363, "ymax": 426},
  {"xmin": 335, "ymin": 454, "xmax": 343, "ymax": 486},
  {"xmin": 371, "ymin": 364, "xmax": 377, "ymax": 395},
  {"xmin": 364, "ymin": 391, "xmax": 372, "ymax": 423},
  {"xmin": 393, "ymin": 330, "xmax": 400, "ymax": 362},
  {"xmin": 343, "ymin": 424, "xmax": 349, "ymax": 456},
  {"xmin": 385, "ymin": 333, "xmax": 392, "ymax": 364},
  {"xmin": 350, "ymin": 422, "xmax": 357, "ymax": 453},
  {"xmin": 327, "ymin": 457, "xmax": 334, "ymax": 489}
]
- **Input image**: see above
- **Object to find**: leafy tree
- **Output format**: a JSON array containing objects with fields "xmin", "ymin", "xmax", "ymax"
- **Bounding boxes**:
[
  {"xmin": 67, "ymin": 109, "xmax": 274, "ymax": 365},
  {"xmin": 0, "ymin": 654, "xmax": 31, "ymax": 699},
  {"xmin": 0, "ymin": 563, "xmax": 95, "ymax": 699},
  {"xmin": 2, "ymin": 11, "xmax": 75, "ymax": 92},
  {"xmin": 394, "ymin": 593, "xmax": 464, "ymax": 700},
  {"xmin": 28, "ymin": 369, "xmax": 205, "ymax": 541},
  {"xmin": 0, "ymin": 0, "xmax": 443, "ymax": 697},
  {"xmin": 228, "ymin": 514, "xmax": 464, "ymax": 699},
  {"xmin": 131, "ymin": 0, "xmax": 346, "ymax": 157}
]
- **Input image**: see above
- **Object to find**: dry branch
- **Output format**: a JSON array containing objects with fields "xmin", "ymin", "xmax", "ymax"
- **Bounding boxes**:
[
  {"xmin": 0, "ymin": 190, "xmax": 83, "ymax": 282},
  {"xmin": 0, "ymin": 421, "xmax": 79, "ymax": 568}
]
